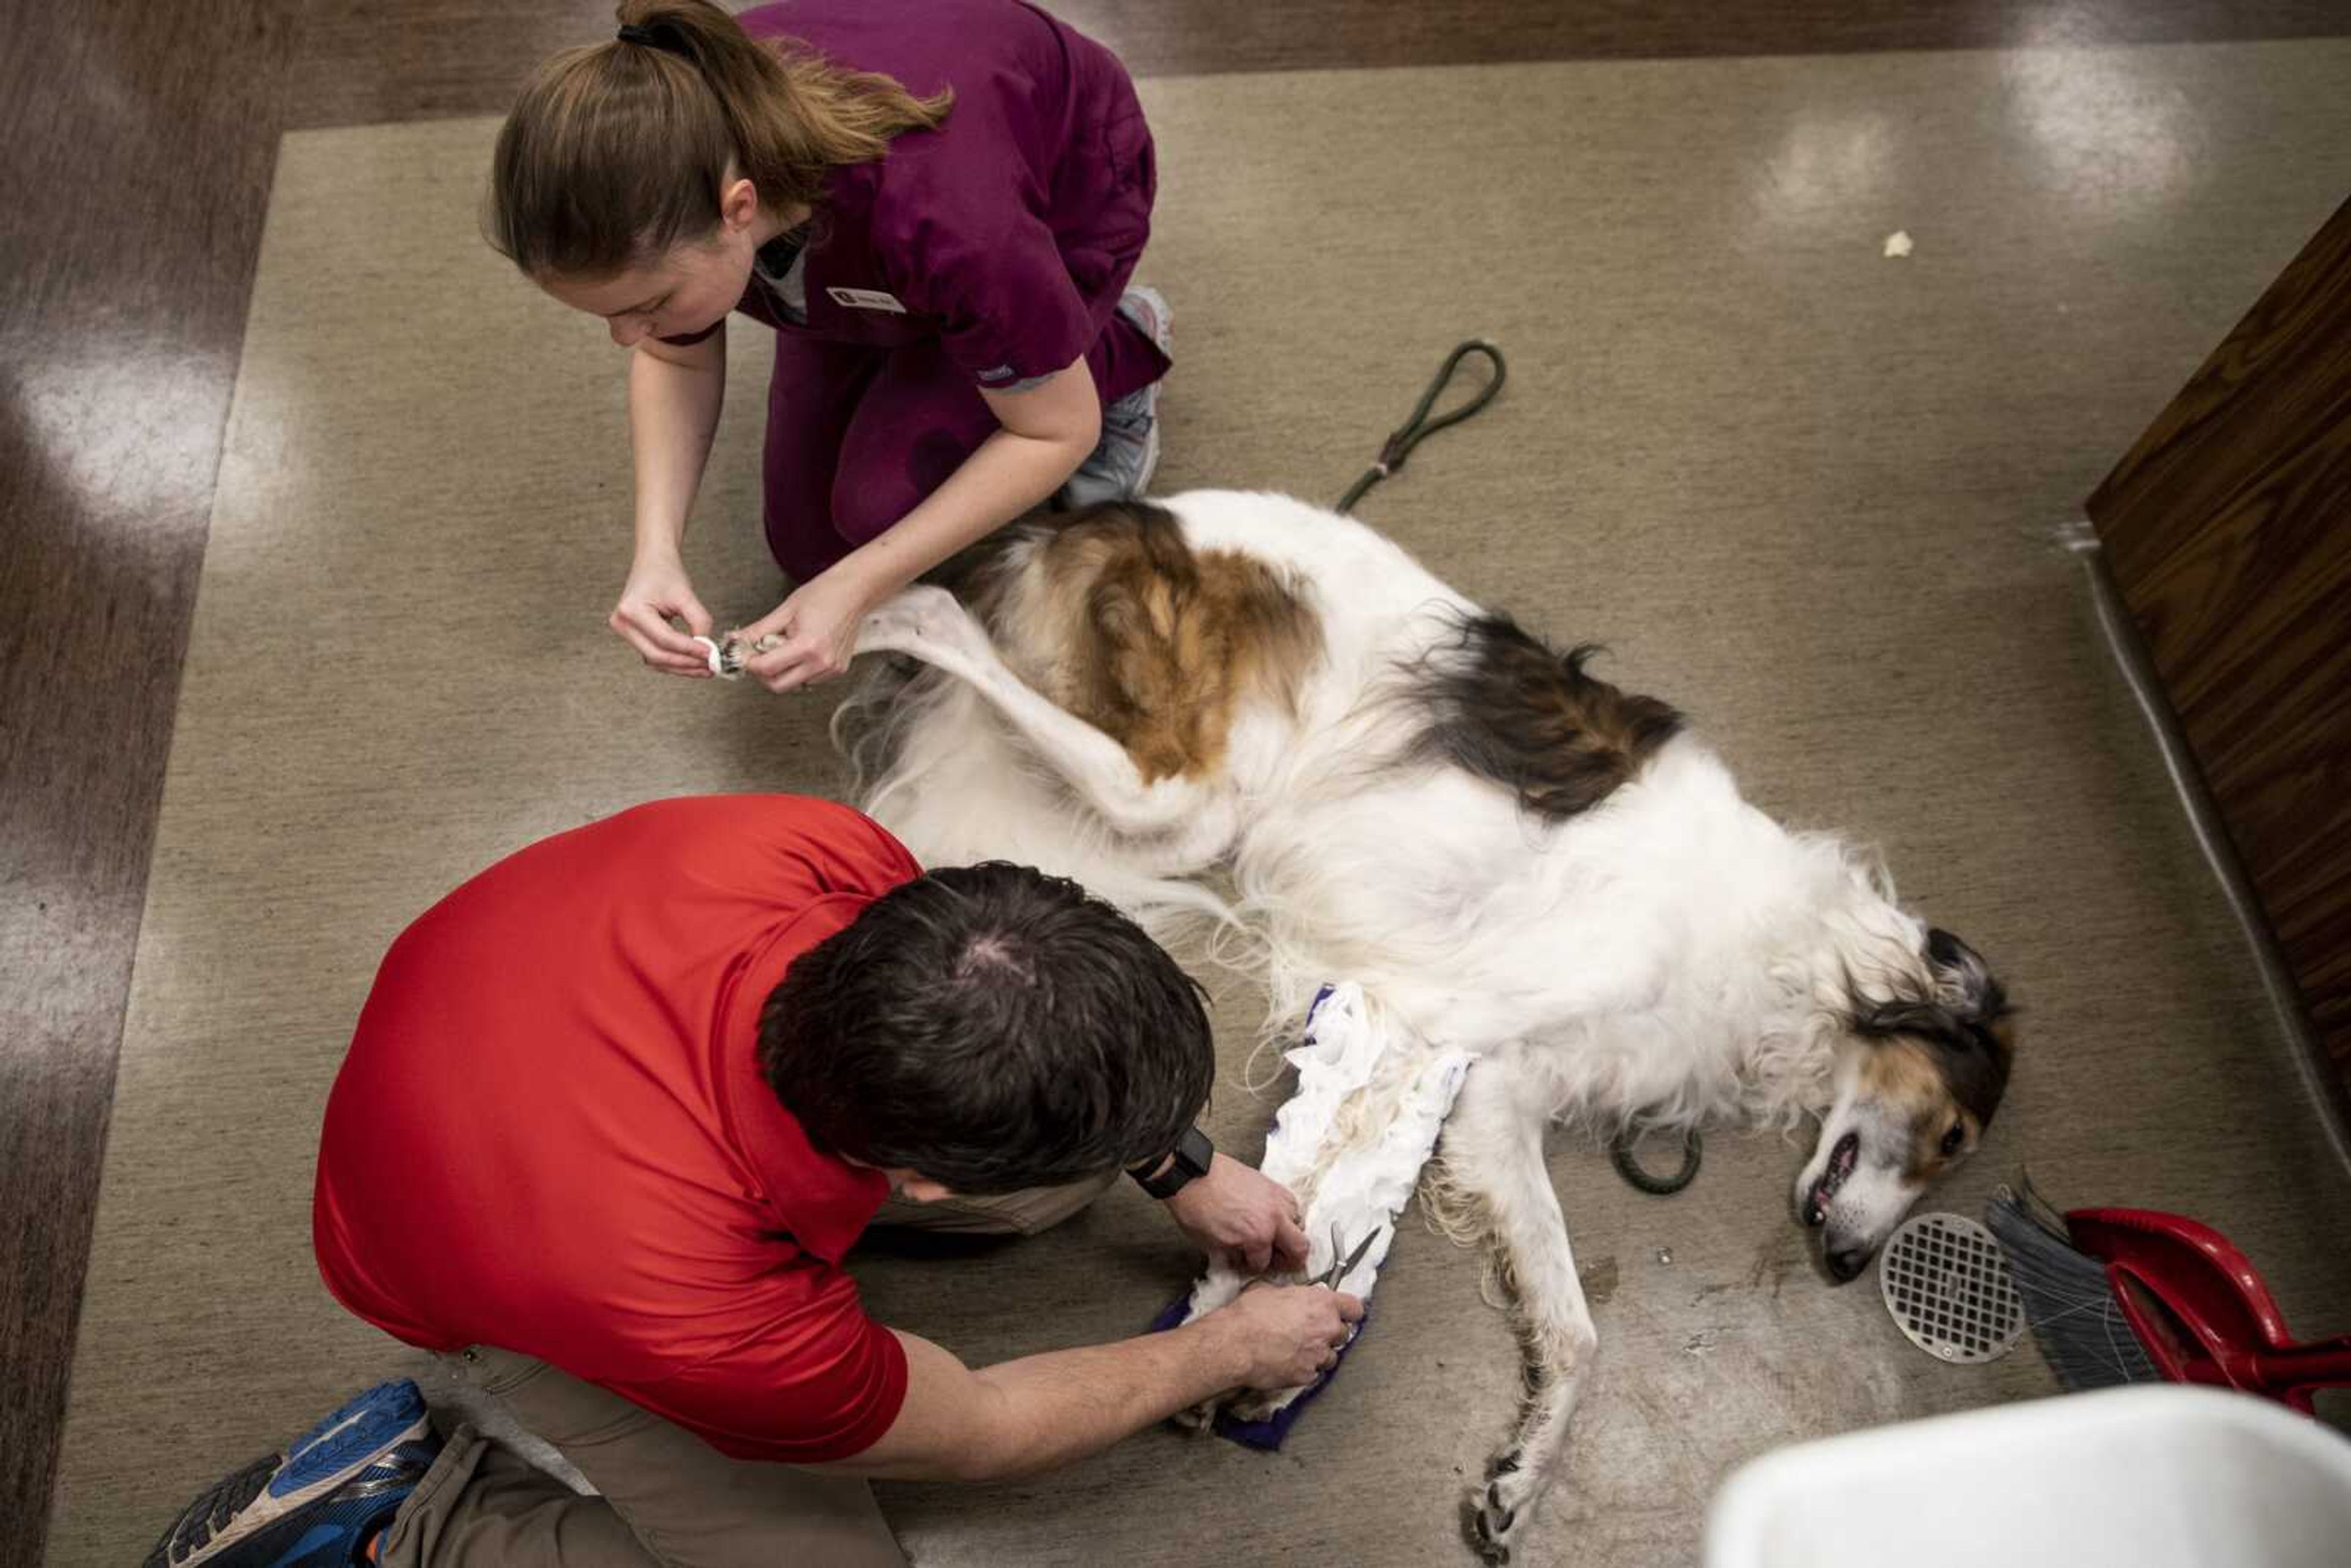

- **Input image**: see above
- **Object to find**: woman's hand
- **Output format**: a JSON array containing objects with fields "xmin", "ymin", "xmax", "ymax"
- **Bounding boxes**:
[
  {"xmin": 738, "ymin": 562, "xmax": 883, "ymax": 694},
  {"xmin": 611, "ymin": 550, "xmax": 716, "ymax": 676},
  {"xmin": 1164, "ymin": 1155, "xmax": 1312, "ymax": 1275}
]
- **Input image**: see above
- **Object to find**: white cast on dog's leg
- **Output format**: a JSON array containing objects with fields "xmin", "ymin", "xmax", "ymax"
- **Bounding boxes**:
[
  {"xmin": 1436, "ymin": 1059, "xmax": 1599, "ymax": 1566},
  {"xmin": 857, "ymin": 586, "xmax": 1229, "ymax": 844}
]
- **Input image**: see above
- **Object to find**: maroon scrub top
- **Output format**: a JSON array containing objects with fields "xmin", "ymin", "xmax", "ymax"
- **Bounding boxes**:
[{"xmin": 725, "ymin": 0, "xmax": 1157, "ymax": 394}]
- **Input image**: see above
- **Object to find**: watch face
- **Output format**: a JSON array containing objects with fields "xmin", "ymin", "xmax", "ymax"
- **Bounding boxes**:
[{"xmin": 1176, "ymin": 1126, "xmax": 1212, "ymax": 1176}]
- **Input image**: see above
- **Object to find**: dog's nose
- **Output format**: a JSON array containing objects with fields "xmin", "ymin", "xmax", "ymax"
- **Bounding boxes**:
[{"xmin": 1826, "ymin": 1246, "xmax": 1870, "ymax": 1283}]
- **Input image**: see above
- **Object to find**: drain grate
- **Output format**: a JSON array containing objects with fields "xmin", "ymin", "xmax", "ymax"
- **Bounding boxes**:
[{"xmin": 1879, "ymin": 1212, "xmax": 2026, "ymax": 1364}]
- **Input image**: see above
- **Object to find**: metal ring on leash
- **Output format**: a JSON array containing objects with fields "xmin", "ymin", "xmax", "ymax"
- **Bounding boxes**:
[
  {"xmin": 1335, "ymin": 340, "xmax": 1507, "ymax": 513},
  {"xmin": 1610, "ymin": 1127, "xmax": 1703, "ymax": 1196}
]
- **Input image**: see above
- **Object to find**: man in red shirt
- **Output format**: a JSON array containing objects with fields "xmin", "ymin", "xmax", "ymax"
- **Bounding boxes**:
[{"xmin": 148, "ymin": 795, "xmax": 1356, "ymax": 1568}]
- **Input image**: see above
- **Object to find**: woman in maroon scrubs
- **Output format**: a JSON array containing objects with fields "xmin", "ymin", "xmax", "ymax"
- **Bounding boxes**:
[{"xmin": 489, "ymin": 0, "xmax": 1171, "ymax": 691}]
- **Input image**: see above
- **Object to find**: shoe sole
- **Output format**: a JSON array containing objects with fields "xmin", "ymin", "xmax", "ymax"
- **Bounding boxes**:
[
  {"xmin": 158, "ymin": 1382, "xmax": 432, "ymax": 1567},
  {"xmin": 292, "ymin": 1381, "xmax": 428, "ymax": 1486}
]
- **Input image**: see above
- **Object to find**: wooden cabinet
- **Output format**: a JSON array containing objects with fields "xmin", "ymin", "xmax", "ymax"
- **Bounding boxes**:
[{"xmin": 2089, "ymin": 194, "xmax": 2351, "ymax": 1097}]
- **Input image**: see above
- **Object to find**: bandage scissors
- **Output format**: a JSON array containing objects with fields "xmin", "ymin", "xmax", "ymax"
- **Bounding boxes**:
[{"xmin": 1310, "ymin": 1223, "xmax": 1382, "ymax": 1291}]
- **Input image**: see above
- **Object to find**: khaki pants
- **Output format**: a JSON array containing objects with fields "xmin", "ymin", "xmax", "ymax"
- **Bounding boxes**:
[{"xmin": 380, "ymin": 1172, "xmax": 1117, "ymax": 1567}]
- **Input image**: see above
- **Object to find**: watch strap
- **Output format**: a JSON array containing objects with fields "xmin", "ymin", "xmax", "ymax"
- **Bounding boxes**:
[{"xmin": 1130, "ymin": 1125, "xmax": 1213, "ymax": 1199}]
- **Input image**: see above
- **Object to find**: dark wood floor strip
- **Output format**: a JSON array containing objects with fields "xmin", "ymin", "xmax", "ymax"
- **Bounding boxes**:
[
  {"xmin": 284, "ymin": 0, "xmax": 2351, "ymax": 130},
  {"xmin": 0, "ymin": 2, "xmax": 295, "ymax": 1562}
]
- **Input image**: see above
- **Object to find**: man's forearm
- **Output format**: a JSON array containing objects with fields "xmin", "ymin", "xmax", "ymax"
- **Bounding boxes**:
[
  {"xmin": 817, "ymin": 1289, "xmax": 1347, "ymax": 1484},
  {"xmin": 963, "ymin": 1316, "xmax": 1243, "ymax": 1480},
  {"xmin": 819, "ymin": 1321, "xmax": 1244, "ymax": 1484}
]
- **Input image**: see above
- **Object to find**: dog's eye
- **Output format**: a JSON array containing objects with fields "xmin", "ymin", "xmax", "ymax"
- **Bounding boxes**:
[{"xmin": 1940, "ymin": 1122, "xmax": 1966, "ymax": 1157}]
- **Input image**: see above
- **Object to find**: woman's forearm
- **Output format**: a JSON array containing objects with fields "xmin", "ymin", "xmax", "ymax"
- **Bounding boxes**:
[
  {"xmin": 628, "ymin": 339, "xmax": 729, "ymax": 561},
  {"xmin": 833, "ymin": 422, "xmax": 1088, "ymax": 600}
]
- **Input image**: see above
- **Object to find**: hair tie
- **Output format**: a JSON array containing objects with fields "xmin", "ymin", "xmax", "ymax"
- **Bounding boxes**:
[{"xmin": 616, "ymin": 21, "xmax": 686, "ymax": 56}]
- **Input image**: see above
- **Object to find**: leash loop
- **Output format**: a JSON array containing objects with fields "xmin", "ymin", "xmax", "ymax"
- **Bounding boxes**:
[
  {"xmin": 1335, "ymin": 339, "xmax": 1507, "ymax": 513},
  {"xmin": 1610, "ymin": 1127, "xmax": 1703, "ymax": 1197}
]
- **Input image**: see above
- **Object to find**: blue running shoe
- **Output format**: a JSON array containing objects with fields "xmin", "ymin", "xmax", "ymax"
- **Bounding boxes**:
[
  {"xmin": 144, "ymin": 1379, "xmax": 441, "ymax": 1567},
  {"xmin": 1060, "ymin": 285, "xmax": 1171, "ymax": 509}
]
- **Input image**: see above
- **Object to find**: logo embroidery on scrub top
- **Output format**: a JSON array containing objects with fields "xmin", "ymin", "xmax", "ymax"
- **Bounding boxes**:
[{"xmin": 827, "ymin": 287, "xmax": 909, "ymax": 315}]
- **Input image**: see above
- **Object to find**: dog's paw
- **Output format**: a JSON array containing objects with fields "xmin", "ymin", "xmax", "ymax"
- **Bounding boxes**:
[
  {"xmin": 856, "ymin": 584, "xmax": 987, "ymax": 663},
  {"xmin": 1187, "ymin": 1272, "xmax": 1247, "ymax": 1318},
  {"xmin": 1461, "ymin": 1453, "xmax": 1531, "ymax": 1564},
  {"xmin": 1223, "ymin": 1382, "xmax": 1308, "ymax": 1424},
  {"xmin": 1169, "ymin": 1398, "xmax": 1220, "ymax": 1434}
]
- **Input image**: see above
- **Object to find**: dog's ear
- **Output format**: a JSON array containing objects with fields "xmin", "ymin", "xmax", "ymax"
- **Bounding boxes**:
[{"xmin": 1926, "ymin": 927, "xmax": 2010, "ymax": 1033}]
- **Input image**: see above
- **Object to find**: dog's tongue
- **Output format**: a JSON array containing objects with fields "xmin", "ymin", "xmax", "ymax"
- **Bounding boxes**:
[{"xmin": 1806, "ymin": 1132, "xmax": 1859, "ymax": 1222}]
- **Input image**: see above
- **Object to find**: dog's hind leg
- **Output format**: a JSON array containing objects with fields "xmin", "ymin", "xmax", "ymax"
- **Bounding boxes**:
[
  {"xmin": 857, "ymin": 586, "xmax": 1234, "ymax": 855},
  {"xmin": 1431, "ymin": 1057, "xmax": 1598, "ymax": 1566}
]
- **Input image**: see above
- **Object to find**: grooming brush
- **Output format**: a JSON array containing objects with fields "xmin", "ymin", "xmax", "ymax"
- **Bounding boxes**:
[{"xmin": 1987, "ymin": 1180, "xmax": 2351, "ymax": 1412}]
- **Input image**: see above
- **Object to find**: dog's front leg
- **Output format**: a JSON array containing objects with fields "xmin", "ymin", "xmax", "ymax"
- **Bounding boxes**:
[{"xmin": 1434, "ymin": 1059, "xmax": 1599, "ymax": 1566}]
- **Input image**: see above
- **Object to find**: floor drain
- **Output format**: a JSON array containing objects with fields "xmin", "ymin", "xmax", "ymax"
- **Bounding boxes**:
[{"xmin": 1879, "ymin": 1212, "xmax": 2025, "ymax": 1364}]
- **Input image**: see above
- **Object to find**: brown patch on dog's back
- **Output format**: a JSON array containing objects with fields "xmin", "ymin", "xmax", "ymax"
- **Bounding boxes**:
[
  {"xmin": 1008, "ymin": 503, "xmax": 1322, "ymax": 782},
  {"xmin": 1404, "ymin": 614, "xmax": 1683, "ymax": 821}
]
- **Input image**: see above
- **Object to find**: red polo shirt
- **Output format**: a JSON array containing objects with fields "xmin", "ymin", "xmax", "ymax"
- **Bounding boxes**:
[{"xmin": 312, "ymin": 795, "xmax": 920, "ymax": 1463}]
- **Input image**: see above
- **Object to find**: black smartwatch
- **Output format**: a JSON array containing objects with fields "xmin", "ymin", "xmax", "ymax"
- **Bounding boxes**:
[{"xmin": 1128, "ymin": 1125, "xmax": 1213, "ymax": 1199}]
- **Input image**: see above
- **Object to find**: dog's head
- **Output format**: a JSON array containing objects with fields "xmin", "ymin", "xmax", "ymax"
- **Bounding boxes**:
[{"xmin": 1794, "ymin": 927, "xmax": 2015, "ymax": 1282}]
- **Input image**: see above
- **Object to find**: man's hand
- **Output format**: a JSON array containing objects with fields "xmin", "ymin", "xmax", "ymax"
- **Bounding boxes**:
[
  {"xmin": 1208, "ymin": 1283, "xmax": 1364, "ymax": 1390},
  {"xmin": 1163, "ymin": 1153, "xmax": 1311, "ymax": 1274}
]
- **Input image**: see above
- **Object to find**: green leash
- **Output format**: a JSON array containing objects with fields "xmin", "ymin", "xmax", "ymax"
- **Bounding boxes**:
[
  {"xmin": 1333, "ymin": 339, "xmax": 1508, "ymax": 513},
  {"xmin": 1610, "ymin": 1128, "xmax": 1704, "ymax": 1197},
  {"xmin": 1333, "ymin": 339, "xmax": 1698, "ymax": 1199}
]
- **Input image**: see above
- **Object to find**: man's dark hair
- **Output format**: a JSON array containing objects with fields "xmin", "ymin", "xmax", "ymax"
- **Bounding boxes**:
[{"xmin": 760, "ymin": 862, "xmax": 1213, "ymax": 1195}]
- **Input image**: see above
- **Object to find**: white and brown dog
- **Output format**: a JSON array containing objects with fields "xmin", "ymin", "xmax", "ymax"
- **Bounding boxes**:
[{"xmin": 840, "ymin": 490, "xmax": 2016, "ymax": 1561}]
